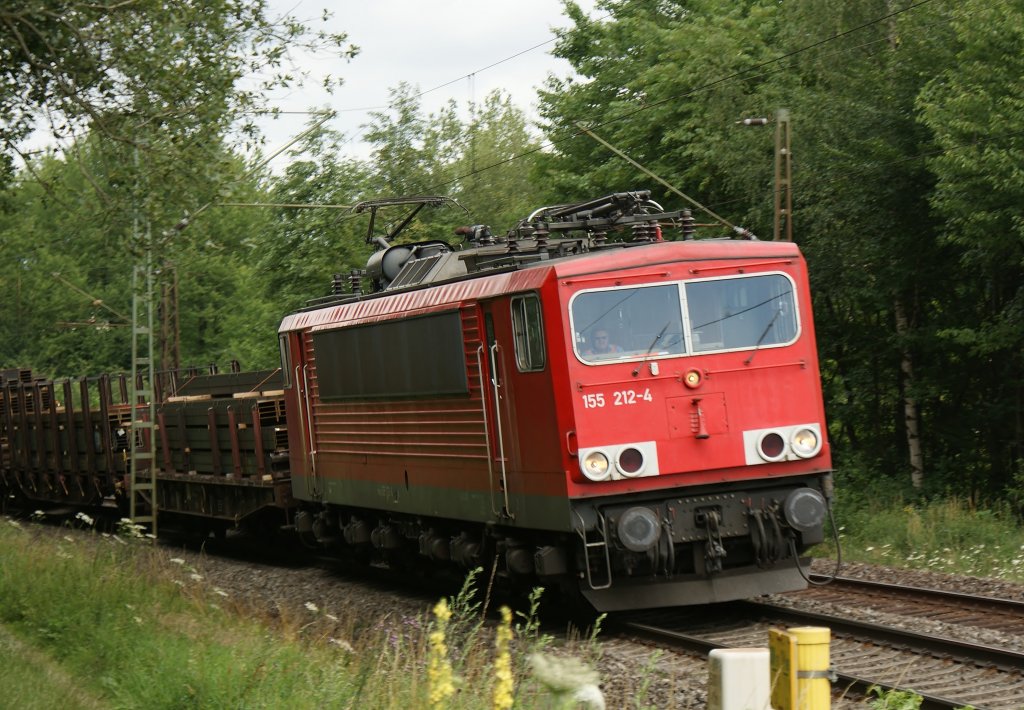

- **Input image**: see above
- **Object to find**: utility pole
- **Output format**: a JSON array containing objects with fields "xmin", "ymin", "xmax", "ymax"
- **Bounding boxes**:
[
  {"xmin": 737, "ymin": 108, "xmax": 793, "ymax": 241},
  {"xmin": 159, "ymin": 262, "xmax": 181, "ymax": 373},
  {"xmin": 773, "ymin": 108, "xmax": 793, "ymax": 242}
]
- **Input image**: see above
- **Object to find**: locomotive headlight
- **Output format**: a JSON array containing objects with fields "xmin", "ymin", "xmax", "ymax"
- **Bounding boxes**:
[
  {"xmin": 581, "ymin": 451, "xmax": 611, "ymax": 481},
  {"xmin": 617, "ymin": 507, "xmax": 661, "ymax": 552},
  {"xmin": 790, "ymin": 427, "xmax": 822, "ymax": 458},
  {"xmin": 757, "ymin": 432, "xmax": 787, "ymax": 462},
  {"xmin": 616, "ymin": 447, "xmax": 646, "ymax": 476},
  {"xmin": 683, "ymin": 369, "xmax": 702, "ymax": 389}
]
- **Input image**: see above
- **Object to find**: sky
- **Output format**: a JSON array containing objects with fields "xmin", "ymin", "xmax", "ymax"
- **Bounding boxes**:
[{"xmin": 257, "ymin": 0, "xmax": 598, "ymax": 166}]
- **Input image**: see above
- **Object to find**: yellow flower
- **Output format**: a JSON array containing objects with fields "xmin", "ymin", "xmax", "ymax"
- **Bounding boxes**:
[
  {"xmin": 428, "ymin": 599, "xmax": 455, "ymax": 708},
  {"xmin": 433, "ymin": 599, "xmax": 452, "ymax": 622},
  {"xmin": 493, "ymin": 606, "xmax": 514, "ymax": 710}
]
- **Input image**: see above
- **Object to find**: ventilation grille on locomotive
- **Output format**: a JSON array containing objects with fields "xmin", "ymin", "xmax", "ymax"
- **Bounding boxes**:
[{"xmin": 388, "ymin": 254, "xmax": 444, "ymax": 290}]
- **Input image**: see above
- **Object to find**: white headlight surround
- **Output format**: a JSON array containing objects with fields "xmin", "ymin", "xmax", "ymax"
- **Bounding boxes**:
[
  {"xmin": 581, "ymin": 450, "xmax": 611, "ymax": 481},
  {"xmin": 743, "ymin": 424, "xmax": 824, "ymax": 465},
  {"xmin": 790, "ymin": 427, "xmax": 822, "ymax": 458},
  {"xmin": 578, "ymin": 442, "xmax": 659, "ymax": 481}
]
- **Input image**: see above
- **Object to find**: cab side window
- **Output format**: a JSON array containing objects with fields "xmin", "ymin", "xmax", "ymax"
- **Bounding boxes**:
[{"xmin": 511, "ymin": 295, "xmax": 546, "ymax": 372}]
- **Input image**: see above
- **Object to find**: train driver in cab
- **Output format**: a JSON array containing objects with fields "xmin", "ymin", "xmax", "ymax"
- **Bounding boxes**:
[{"xmin": 585, "ymin": 328, "xmax": 623, "ymax": 359}]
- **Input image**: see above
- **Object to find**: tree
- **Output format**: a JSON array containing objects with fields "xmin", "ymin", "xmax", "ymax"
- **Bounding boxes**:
[
  {"xmin": 0, "ymin": 1, "xmax": 357, "ymax": 375},
  {"xmin": 0, "ymin": 1, "xmax": 356, "ymax": 180},
  {"xmin": 0, "ymin": 139, "xmax": 283, "ymax": 375},
  {"xmin": 917, "ymin": 0, "xmax": 1024, "ymax": 495},
  {"xmin": 360, "ymin": 84, "xmax": 546, "ymax": 243},
  {"xmin": 451, "ymin": 91, "xmax": 544, "ymax": 233},
  {"xmin": 255, "ymin": 123, "xmax": 372, "ymax": 313},
  {"xmin": 537, "ymin": 0, "xmax": 783, "ymax": 224}
]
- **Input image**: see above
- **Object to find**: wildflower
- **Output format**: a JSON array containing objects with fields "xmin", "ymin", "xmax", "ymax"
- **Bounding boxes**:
[
  {"xmin": 213, "ymin": 588, "xmax": 229, "ymax": 598},
  {"xmin": 529, "ymin": 652, "xmax": 604, "ymax": 709},
  {"xmin": 75, "ymin": 511, "xmax": 95, "ymax": 527},
  {"xmin": 328, "ymin": 637, "xmax": 355, "ymax": 652},
  {"xmin": 133, "ymin": 616, "xmax": 143, "ymax": 625},
  {"xmin": 493, "ymin": 606, "xmax": 514, "ymax": 710},
  {"xmin": 63, "ymin": 535, "xmax": 74, "ymax": 543},
  {"xmin": 116, "ymin": 518, "xmax": 145, "ymax": 538},
  {"xmin": 169, "ymin": 558, "xmax": 185, "ymax": 565},
  {"xmin": 189, "ymin": 573, "xmax": 203, "ymax": 582},
  {"xmin": 305, "ymin": 601, "xmax": 319, "ymax": 613},
  {"xmin": 326, "ymin": 613, "xmax": 339, "ymax": 622},
  {"xmin": 7, "ymin": 519, "xmax": 22, "ymax": 528},
  {"xmin": 428, "ymin": 599, "xmax": 456, "ymax": 708},
  {"xmin": 573, "ymin": 684, "xmax": 607, "ymax": 709}
]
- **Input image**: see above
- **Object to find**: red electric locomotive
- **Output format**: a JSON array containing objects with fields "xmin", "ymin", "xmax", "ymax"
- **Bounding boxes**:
[{"xmin": 280, "ymin": 191, "xmax": 834, "ymax": 611}]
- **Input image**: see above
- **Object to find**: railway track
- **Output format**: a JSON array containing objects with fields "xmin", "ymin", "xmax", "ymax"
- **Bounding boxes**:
[
  {"xmin": 614, "ymin": 581, "xmax": 1024, "ymax": 710},
  {"xmin": 800, "ymin": 574, "xmax": 1024, "ymax": 638}
]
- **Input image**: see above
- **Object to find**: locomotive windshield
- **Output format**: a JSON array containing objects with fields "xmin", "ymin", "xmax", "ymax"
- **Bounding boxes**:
[{"xmin": 571, "ymin": 273, "xmax": 798, "ymax": 363}]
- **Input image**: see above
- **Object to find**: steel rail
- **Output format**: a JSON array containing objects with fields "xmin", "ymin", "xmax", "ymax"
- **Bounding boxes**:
[
  {"xmin": 739, "ymin": 598, "xmax": 1024, "ymax": 671},
  {"xmin": 807, "ymin": 573, "xmax": 1024, "ymax": 615}
]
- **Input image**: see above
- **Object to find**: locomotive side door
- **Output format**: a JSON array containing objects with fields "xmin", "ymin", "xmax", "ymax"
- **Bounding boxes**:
[{"xmin": 478, "ymin": 304, "xmax": 515, "ymax": 520}]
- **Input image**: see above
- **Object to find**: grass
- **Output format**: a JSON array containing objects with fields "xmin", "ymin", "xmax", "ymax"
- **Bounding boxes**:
[
  {"xmin": 813, "ymin": 484, "xmax": 1024, "ymax": 582},
  {"xmin": 0, "ymin": 518, "xmax": 368, "ymax": 708},
  {"xmin": 0, "ymin": 622, "xmax": 108, "ymax": 710},
  {"xmin": 0, "ymin": 518, "xmax": 612, "ymax": 709}
]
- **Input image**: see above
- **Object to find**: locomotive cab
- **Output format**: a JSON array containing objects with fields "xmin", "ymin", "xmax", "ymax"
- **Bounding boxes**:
[{"xmin": 554, "ymin": 240, "xmax": 833, "ymax": 609}]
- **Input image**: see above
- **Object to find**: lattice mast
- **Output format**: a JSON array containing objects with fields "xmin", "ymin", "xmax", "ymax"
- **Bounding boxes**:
[{"xmin": 129, "ymin": 162, "xmax": 158, "ymax": 537}]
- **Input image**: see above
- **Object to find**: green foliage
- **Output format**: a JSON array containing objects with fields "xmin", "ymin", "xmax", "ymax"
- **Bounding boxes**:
[
  {"xmin": 869, "ymin": 685, "xmax": 923, "ymax": 710},
  {"xmin": 0, "ymin": 141, "xmax": 284, "ymax": 374},
  {"xmin": 914, "ymin": 0, "xmax": 1024, "ymax": 496},
  {"xmin": 818, "ymin": 470, "xmax": 1024, "ymax": 581},
  {"xmin": 454, "ymin": 92, "xmax": 546, "ymax": 231},
  {"xmin": 0, "ymin": 1, "xmax": 356, "ymax": 174},
  {"xmin": 0, "ymin": 1, "xmax": 357, "ymax": 374},
  {"xmin": 0, "ymin": 522, "xmax": 393, "ymax": 707},
  {"xmin": 360, "ymin": 84, "xmax": 545, "ymax": 240},
  {"xmin": 253, "ymin": 123, "xmax": 372, "ymax": 311}
]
